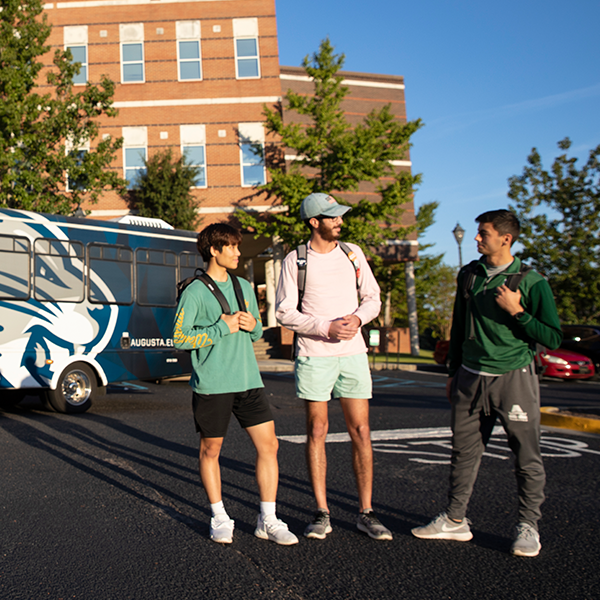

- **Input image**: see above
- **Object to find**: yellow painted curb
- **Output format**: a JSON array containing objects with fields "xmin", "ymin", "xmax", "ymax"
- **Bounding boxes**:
[{"xmin": 541, "ymin": 407, "xmax": 600, "ymax": 434}]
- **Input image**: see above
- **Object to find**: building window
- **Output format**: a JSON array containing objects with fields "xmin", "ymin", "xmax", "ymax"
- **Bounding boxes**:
[
  {"xmin": 67, "ymin": 149, "xmax": 88, "ymax": 191},
  {"xmin": 124, "ymin": 148, "xmax": 146, "ymax": 188},
  {"xmin": 177, "ymin": 21, "xmax": 201, "ymax": 81},
  {"xmin": 239, "ymin": 123, "xmax": 265, "ymax": 187},
  {"xmin": 122, "ymin": 43, "xmax": 144, "ymax": 82},
  {"xmin": 180, "ymin": 125, "xmax": 207, "ymax": 188},
  {"xmin": 67, "ymin": 46, "xmax": 87, "ymax": 84},
  {"xmin": 122, "ymin": 127, "xmax": 147, "ymax": 188},
  {"xmin": 64, "ymin": 26, "xmax": 88, "ymax": 85},
  {"xmin": 120, "ymin": 23, "xmax": 145, "ymax": 83},
  {"xmin": 183, "ymin": 145, "xmax": 206, "ymax": 187},
  {"xmin": 233, "ymin": 18, "xmax": 260, "ymax": 79}
]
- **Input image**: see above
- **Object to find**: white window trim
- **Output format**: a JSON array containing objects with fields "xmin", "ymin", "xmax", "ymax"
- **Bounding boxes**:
[
  {"xmin": 120, "ymin": 23, "xmax": 145, "ymax": 84},
  {"xmin": 120, "ymin": 42, "xmax": 145, "ymax": 84},
  {"xmin": 122, "ymin": 126, "xmax": 148, "ymax": 187},
  {"xmin": 180, "ymin": 124, "xmax": 207, "ymax": 188},
  {"xmin": 233, "ymin": 18, "xmax": 260, "ymax": 80},
  {"xmin": 66, "ymin": 45, "xmax": 88, "ymax": 85},
  {"xmin": 176, "ymin": 20, "xmax": 202, "ymax": 82},
  {"xmin": 64, "ymin": 25, "xmax": 88, "ymax": 86},
  {"xmin": 234, "ymin": 36, "xmax": 261, "ymax": 80},
  {"xmin": 238, "ymin": 123, "xmax": 265, "ymax": 188},
  {"xmin": 65, "ymin": 139, "xmax": 90, "ymax": 192},
  {"xmin": 177, "ymin": 38, "xmax": 202, "ymax": 82}
]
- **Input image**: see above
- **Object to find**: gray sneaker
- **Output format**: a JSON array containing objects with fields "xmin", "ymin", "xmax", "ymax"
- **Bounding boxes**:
[
  {"xmin": 511, "ymin": 523, "xmax": 541, "ymax": 557},
  {"xmin": 411, "ymin": 512, "xmax": 473, "ymax": 541},
  {"xmin": 356, "ymin": 511, "xmax": 393, "ymax": 541},
  {"xmin": 304, "ymin": 509, "xmax": 332, "ymax": 539}
]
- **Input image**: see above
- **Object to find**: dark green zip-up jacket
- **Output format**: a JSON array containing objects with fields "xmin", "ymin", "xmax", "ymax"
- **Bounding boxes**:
[{"xmin": 448, "ymin": 257, "xmax": 563, "ymax": 377}]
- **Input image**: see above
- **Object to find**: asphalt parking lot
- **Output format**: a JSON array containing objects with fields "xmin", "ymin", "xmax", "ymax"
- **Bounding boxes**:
[{"xmin": 1, "ymin": 370, "xmax": 599, "ymax": 599}]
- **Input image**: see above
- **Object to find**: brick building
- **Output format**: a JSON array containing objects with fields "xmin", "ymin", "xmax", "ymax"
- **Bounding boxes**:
[{"xmin": 42, "ymin": 0, "xmax": 418, "ymax": 298}]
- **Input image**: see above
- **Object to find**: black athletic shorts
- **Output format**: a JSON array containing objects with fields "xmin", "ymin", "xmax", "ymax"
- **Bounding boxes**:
[{"xmin": 192, "ymin": 388, "xmax": 273, "ymax": 438}]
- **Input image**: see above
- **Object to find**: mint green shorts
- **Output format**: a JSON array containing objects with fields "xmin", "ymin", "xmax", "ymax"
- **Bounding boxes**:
[{"xmin": 295, "ymin": 354, "xmax": 372, "ymax": 402}]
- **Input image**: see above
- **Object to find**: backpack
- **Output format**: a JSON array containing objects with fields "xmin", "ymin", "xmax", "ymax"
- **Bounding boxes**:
[
  {"xmin": 461, "ymin": 259, "xmax": 533, "ymax": 301},
  {"xmin": 460, "ymin": 259, "xmax": 543, "ymax": 374},
  {"xmin": 176, "ymin": 268, "xmax": 246, "ymax": 315},
  {"xmin": 290, "ymin": 242, "xmax": 361, "ymax": 359},
  {"xmin": 296, "ymin": 241, "xmax": 360, "ymax": 312}
]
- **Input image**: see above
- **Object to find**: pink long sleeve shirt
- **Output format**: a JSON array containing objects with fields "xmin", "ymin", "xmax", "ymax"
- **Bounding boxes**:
[{"xmin": 275, "ymin": 241, "xmax": 381, "ymax": 357}]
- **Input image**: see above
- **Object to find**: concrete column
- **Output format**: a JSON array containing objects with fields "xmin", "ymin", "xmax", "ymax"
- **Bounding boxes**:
[
  {"xmin": 244, "ymin": 258, "xmax": 255, "ymax": 291},
  {"xmin": 265, "ymin": 259, "xmax": 276, "ymax": 327},
  {"xmin": 405, "ymin": 260, "xmax": 420, "ymax": 356},
  {"xmin": 384, "ymin": 269, "xmax": 392, "ymax": 327}
]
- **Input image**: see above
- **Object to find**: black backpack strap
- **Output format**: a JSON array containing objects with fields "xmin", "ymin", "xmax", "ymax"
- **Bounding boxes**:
[
  {"xmin": 504, "ymin": 264, "xmax": 533, "ymax": 292},
  {"xmin": 461, "ymin": 260, "xmax": 479, "ymax": 300},
  {"xmin": 197, "ymin": 272, "xmax": 233, "ymax": 315},
  {"xmin": 230, "ymin": 274, "xmax": 247, "ymax": 312},
  {"xmin": 460, "ymin": 260, "xmax": 480, "ymax": 341},
  {"xmin": 296, "ymin": 244, "xmax": 307, "ymax": 311}
]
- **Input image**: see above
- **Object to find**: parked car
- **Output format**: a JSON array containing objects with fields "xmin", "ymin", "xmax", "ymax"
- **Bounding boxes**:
[
  {"xmin": 538, "ymin": 347, "xmax": 595, "ymax": 380},
  {"xmin": 560, "ymin": 325, "xmax": 600, "ymax": 374},
  {"xmin": 433, "ymin": 340, "xmax": 595, "ymax": 380}
]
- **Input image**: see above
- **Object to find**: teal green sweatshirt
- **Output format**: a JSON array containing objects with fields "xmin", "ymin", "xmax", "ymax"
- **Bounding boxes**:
[
  {"xmin": 173, "ymin": 275, "xmax": 263, "ymax": 394},
  {"xmin": 448, "ymin": 257, "xmax": 563, "ymax": 377}
]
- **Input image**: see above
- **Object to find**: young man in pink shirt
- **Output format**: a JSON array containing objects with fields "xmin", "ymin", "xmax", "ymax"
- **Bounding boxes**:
[{"xmin": 275, "ymin": 193, "xmax": 392, "ymax": 541}]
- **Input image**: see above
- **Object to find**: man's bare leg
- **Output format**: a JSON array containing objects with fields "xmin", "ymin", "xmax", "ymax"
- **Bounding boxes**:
[
  {"xmin": 305, "ymin": 400, "xmax": 330, "ymax": 511},
  {"xmin": 339, "ymin": 397, "xmax": 373, "ymax": 512}
]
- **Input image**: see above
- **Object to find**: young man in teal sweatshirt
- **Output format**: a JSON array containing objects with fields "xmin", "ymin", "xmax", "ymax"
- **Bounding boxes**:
[
  {"xmin": 173, "ymin": 223, "xmax": 297, "ymax": 546},
  {"xmin": 412, "ymin": 209, "xmax": 562, "ymax": 557}
]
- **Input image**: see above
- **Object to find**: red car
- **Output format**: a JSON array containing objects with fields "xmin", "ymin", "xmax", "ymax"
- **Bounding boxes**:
[
  {"xmin": 538, "ymin": 348, "xmax": 595, "ymax": 380},
  {"xmin": 433, "ymin": 341, "xmax": 595, "ymax": 380}
]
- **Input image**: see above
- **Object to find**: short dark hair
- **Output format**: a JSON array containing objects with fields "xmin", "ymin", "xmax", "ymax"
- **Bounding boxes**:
[
  {"xmin": 196, "ymin": 223, "xmax": 243, "ymax": 262},
  {"xmin": 476, "ymin": 209, "xmax": 520, "ymax": 245}
]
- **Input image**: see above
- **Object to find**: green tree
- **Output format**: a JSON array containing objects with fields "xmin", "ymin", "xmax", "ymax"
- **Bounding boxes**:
[
  {"xmin": 237, "ymin": 38, "xmax": 422, "ymax": 256},
  {"xmin": 0, "ymin": 0, "xmax": 126, "ymax": 214},
  {"xmin": 508, "ymin": 138, "xmax": 600, "ymax": 323},
  {"xmin": 130, "ymin": 149, "xmax": 201, "ymax": 230},
  {"xmin": 382, "ymin": 202, "xmax": 456, "ymax": 340}
]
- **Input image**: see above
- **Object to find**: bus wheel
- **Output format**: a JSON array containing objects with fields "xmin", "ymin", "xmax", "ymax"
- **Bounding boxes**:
[{"xmin": 47, "ymin": 363, "xmax": 96, "ymax": 414}]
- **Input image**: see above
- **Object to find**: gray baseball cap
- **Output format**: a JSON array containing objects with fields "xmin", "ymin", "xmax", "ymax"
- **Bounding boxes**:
[{"xmin": 300, "ymin": 193, "xmax": 351, "ymax": 220}]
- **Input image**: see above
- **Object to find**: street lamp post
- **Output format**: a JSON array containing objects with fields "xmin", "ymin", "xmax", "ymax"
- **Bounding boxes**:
[{"xmin": 452, "ymin": 223, "xmax": 465, "ymax": 268}]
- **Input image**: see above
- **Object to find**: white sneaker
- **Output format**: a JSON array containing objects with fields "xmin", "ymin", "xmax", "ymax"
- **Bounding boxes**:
[
  {"xmin": 210, "ymin": 516, "xmax": 234, "ymax": 544},
  {"xmin": 254, "ymin": 515, "xmax": 299, "ymax": 545}
]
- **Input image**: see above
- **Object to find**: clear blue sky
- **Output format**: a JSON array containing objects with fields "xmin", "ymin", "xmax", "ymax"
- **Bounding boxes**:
[{"xmin": 275, "ymin": 0, "xmax": 600, "ymax": 265}]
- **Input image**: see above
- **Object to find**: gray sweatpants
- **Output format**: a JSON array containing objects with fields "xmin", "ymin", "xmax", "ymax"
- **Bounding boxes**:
[{"xmin": 446, "ymin": 363, "xmax": 545, "ymax": 529}]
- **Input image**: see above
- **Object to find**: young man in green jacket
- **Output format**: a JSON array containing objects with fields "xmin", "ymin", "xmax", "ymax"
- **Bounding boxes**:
[
  {"xmin": 412, "ymin": 209, "xmax": 562, "ymax": 557},
  {"xmin": 173, "ymin": 223, "xmax": 298, "ymax": 546}
]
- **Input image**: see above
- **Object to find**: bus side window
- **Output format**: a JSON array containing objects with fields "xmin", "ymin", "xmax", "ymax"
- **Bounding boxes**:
[
  {"xmin": 34, "ymin": 239, "xmax": 84, "ymax": 302},
  {"xmin": 0, "ymin": 235, "xmax": 31, "ymax": 300},
  {"xmin": 88, "ymin": 244, "xmax": 134, "ymax": 305},
  {"xmin": 136, "ymin": 248, "xmax": 178, "ymax": 306},
  {"xmin": 179, "ymin": 251, "xmax": 204, "ymax": 281}
]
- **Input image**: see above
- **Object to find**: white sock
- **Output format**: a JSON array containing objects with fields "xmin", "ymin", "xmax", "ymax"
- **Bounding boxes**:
[
  {"xmin": 260, "ymin": 501, "xmax": 276, "ymax": 520},
  {"xmin": 210, "ymin": 501, "xmax": 228, "ymax": 520}
]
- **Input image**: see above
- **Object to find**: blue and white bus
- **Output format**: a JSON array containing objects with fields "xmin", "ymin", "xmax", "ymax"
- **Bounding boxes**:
[{"xmin": 0, "ymin": 208, "xmax": 203, "ymax": 413}]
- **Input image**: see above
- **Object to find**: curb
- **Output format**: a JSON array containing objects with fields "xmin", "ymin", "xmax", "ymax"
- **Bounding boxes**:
[{"xmin": 541, "ymin": 407, "xmax": 600, "ymax": 434}]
